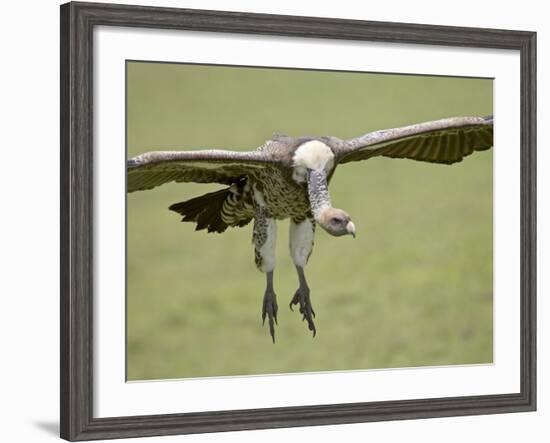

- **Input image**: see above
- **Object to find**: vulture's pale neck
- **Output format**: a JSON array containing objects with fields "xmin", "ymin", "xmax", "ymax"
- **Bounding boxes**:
[{"xmin": 307, "ymin": 169, "xmax": 332, "ymax": 221}]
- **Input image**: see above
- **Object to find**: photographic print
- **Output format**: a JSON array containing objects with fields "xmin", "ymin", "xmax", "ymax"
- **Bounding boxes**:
[
  {"xmin": 61, "ymin": 3, "xmax": 536, "ymax": 439},
  {"xmin": 126, "ymin": 61, "xmax": 493, "ymax": 381}
]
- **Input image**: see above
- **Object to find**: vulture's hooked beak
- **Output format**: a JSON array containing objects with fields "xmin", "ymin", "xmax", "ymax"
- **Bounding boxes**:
[{"xmin": 346, "ymin": 221, "xmax": 356, "ymax": 238}]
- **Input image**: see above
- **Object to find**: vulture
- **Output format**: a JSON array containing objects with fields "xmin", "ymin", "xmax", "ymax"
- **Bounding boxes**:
[{"xmin": 127, "ymin": 115, "xmax": 494, "ymax": 342}]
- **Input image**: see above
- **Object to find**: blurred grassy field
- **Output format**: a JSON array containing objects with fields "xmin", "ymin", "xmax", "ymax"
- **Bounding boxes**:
[{"xmin": 127, "ymin": 61, "xmax": 493, "ymax": 381}]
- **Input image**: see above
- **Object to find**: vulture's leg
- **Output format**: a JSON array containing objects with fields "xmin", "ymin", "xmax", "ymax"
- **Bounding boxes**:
[
  {"xmin": 253, "ymin": 205, "xmax": 278, "ymax": 343},
  {"xmin": 289, "ymin": 217, "xmax": 317, "ymax": 337}
]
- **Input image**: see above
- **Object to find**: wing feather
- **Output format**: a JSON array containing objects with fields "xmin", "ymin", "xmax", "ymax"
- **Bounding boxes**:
[
  {"xmin": 335, "ymin": 116, "xmax": 493, "ymax": 165},
  {"xmin": 127, "ymin": 149, "xmax": 277, "ymax": 193}
]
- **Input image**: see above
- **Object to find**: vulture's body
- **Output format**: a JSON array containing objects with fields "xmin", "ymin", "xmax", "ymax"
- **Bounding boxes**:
[{"xmin": 128, "ymin": 116, "xmax": 494, "ymax": 341}]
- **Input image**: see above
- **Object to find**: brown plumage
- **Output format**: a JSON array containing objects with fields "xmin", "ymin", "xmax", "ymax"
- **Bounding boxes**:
[
  {"xmin": 169, "ymin": 179, "xmax": 254, "ymax": 233},
  {"xmin": 128, "ymin": 115, "xmax": 494, "ymax": 341},
  {"xmin": 169, "ymin": 188, "xmax": 236, "ymax": 233},
  {"xmin": 128, "ymin": 117, "xmax": 493, "ymax": 230}
]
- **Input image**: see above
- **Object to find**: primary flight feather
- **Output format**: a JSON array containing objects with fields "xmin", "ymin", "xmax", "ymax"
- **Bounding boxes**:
[{"xmin": 128, "ymin": 115, "xmax": 494, "ymax": 342}]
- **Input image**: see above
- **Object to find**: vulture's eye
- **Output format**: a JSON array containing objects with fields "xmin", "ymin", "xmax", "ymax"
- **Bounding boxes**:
[{"xmin": 331, "ymin": 217, "xmax": 343, "ymax": 224}]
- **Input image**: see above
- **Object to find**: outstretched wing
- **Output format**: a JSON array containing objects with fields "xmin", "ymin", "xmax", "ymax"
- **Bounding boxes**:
[
  {"xmin": 127, "ymin": 149, "xmax": 277, "ymax": 193},
  {"xmin": 334, "ymin": 116, "xmax": 493, "ymax": 165}
]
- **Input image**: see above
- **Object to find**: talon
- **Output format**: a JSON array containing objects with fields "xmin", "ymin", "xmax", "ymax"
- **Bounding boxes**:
[
  {"xmin": 290, "ymin": 285, "xmax": 316, "ymax": 337},
  {"xmin": 262, "ymin": 289, "xmax": 278, "ymax": 343},
  {"xmin": 289, "ymin": 292, "xmax": 299, "ymax": 311}
]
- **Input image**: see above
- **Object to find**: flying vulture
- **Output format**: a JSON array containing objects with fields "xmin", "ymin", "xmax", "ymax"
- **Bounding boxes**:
[{"xmin": 127, "ymin": 115, "xmax": 494, "ymax": 342}]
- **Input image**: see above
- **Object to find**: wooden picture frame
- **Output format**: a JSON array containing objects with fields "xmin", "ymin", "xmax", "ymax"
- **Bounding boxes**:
[{"xmin": 60, "ymin": 1, "xmax": 536, "ymax": 440}]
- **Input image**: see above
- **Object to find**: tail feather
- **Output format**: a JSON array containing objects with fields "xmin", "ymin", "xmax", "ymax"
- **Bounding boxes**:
[{"xmin": 169, "ymin": 188, "xmax": 251, "ymax": 233}]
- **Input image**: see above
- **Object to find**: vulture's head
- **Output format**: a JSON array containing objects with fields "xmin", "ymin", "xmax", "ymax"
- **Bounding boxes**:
[{"xmin": 317, "ymin": 208, "xmax": 356, "ymax": 238}]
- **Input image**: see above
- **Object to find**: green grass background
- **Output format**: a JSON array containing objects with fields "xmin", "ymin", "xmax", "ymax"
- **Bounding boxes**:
[{"xmin": 127, "ymin": 62, "xmax": 493, "ymax": 381}]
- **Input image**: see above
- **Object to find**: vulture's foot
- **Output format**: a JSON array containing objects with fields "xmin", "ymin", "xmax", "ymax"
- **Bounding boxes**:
[
  {"xmin": 262, "ymin": 288, "xmax": 278, "ymax": 343},
  {"xmin": 289, "ymin": 285, "xmax": 316, "ymax": 337}
]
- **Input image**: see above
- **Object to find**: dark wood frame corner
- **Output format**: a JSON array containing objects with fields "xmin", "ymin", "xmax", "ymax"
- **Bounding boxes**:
[{"xmin": 60, "ymin": 1, "xmax": 537, "ymax": 441}]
